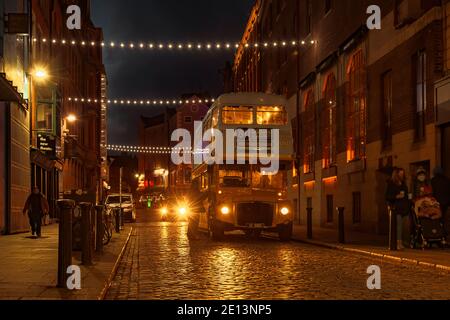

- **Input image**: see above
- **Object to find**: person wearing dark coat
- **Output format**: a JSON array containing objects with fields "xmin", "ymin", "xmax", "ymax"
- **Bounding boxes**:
[
  {"xmin": 23, "ymin": 187, "xmax": 49, "ymax": 237},
  {"xmin": 386, "ymin": 168, "xmax": 411, "ymax": 250},
  {"xmin": 431, "ymin": 167, "xmax": 450, "ymax": 236}
]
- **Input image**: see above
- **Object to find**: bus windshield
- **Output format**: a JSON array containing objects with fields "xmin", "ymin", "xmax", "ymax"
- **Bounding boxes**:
[
  {"xmin": 218, "ymin": 165, "xmax": 287, "ymax": 189},
  {"xmin": 221, "ymin": 105, "xmax": 287, "ymax": 126},
  {"xmin": 256, "ymin": 106, "xmax": 287, "ymax": 125},
  {"xmin": 222, "ymin": 106, "xmax": 253, "ymax": 125}
]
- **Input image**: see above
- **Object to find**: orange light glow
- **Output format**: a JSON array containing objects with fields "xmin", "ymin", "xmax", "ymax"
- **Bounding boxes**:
[{"xmin": 322, "ymin": 176, "xmax": 338, "ymax": 184}]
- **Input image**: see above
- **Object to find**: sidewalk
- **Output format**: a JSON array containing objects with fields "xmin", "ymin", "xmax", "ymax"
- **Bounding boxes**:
[
  {"xmin": 292, "ymin": 225, "xmax": 450, "ymax": 272},
  {"xmin": 0, "ymin": 223, "xmax": 132, "ymax": 300}
]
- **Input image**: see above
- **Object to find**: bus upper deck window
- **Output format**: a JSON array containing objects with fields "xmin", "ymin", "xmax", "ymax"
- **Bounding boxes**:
[
  {"xmin": 256, "ymin": 106, "xmax": 287, "ymax": 125},
  {"xmin": 222, "ymin": 106, "xmax": 253, "ymax": 125}
]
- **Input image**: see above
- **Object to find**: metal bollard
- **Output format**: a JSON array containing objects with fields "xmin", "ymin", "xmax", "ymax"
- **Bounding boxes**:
[
  {"xmin": 95, "ymin": 205, "xmax": 105, "ymax": 253},
  {"xmin": 307, "ymin": 207, "xmax": 313, "ymax": 239},
  {"xmin": 389, "ymin": 206, "xmax": 397, "ymax": 251},
  {"xmin": 57, "ymin": 199, "xmax": 74, "ymax": 288},
  {"xmin": 115, "ymin": 208, "xmax": 121, "ymax": 233},
  {"xmin": 121, "ymin": 208, "xmax": 124, "ymax": 228},
  {"xmin": 337, "ymin": 207, "xmax": 345, "ymax": 244},
  {"xmin": 79, "ymin": 203, "xmax": 93, "ymax": 265}
]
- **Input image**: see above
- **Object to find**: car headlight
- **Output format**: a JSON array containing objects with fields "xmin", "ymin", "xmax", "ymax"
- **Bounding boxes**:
[
  {"xmin": 280, "ymin": 207, "xmax": 289, "ymax": 215},
  {"xmin": 178, "ymin": 207, "xmax": 187, "ymax": 215},
  {"xmin": 220, "ymin": 206, "xmax": 230, "ymax": 215},
  {"xmin": 161, "ymin": 208, "xmax": 168, "ymax": 215}
]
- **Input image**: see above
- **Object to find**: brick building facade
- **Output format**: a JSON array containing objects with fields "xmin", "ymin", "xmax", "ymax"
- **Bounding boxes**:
[
  {"xmin": 138, "ymin": 95, "xmax": 209, "ymax": 196},
  {"xmin": 31, "ymin": 0, "xmax": 106, "ymax": 208},
  {"xmin": 233, "ymin": 0, "xmax": 448, "ymax": 234}
]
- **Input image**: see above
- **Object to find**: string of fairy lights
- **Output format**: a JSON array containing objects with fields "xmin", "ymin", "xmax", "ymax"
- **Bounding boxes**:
[
  {"xmin": 45, "ymin": 37, "xmax": 317, "ymax": 152},
  {"xmin": 67, "ymin": 97, "xmax": 215, "ymax": 106},
  {"xmin": 32, "ymin": 37, "xmax": 317, "ymax": 51},
  {"xmin": 107, "ymin": 145, "xmax": 208, "ymax": 154}
]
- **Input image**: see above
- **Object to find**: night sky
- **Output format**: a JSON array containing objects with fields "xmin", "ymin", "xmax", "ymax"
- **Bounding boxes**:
[{"xmin": 91, "ymin": 0, "xmax": 255, "ymax": 146}]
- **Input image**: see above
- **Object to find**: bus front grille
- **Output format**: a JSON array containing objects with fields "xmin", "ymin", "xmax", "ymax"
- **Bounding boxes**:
[{"xmin": 236, "ymin": 202, "xmax": 274, "ymax": 227}]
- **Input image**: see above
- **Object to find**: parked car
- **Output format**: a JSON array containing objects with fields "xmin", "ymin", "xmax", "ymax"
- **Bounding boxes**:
[{"xmin": 105, "ymin": 193, "xmax": 136, "ymax": 222}]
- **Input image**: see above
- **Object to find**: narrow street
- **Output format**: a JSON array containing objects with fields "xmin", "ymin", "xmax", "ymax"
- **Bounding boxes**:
[{"xmin": 105, "ymin": 209, "xmax": 450, "ymax": 300}]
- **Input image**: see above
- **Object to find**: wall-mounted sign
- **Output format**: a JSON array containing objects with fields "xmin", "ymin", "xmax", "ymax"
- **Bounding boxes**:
[{"xmin": 37, "ymin": 133, "xmax": 57, "ymax": 159}]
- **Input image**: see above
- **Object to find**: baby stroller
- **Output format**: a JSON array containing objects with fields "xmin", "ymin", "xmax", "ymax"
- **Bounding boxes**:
[{"xmin": 410, "ymin": 196, "xmax": 447, "ymax": 249}]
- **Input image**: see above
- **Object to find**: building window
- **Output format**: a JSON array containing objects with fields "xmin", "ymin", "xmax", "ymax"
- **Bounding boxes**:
[
  {"xmin": 184, "ymin": 116, "xmax": 192, "ymax": 123},
  {"xmin": 307, "ymin": 197, "xmax": 313, "ymax": 209},
  {"xmin": 325, "ymin": 0, "xmax": 332, "ymax": 14},
  {"xmin": 322, "ymin": 73, "xmax": 337, "ymax": 168},
  {"xmin": 184, "ymin": 168, "xmax": 192, "ymax": 184},
  {"xmin": 382, "ymin": 70, "xmax": 393, "ymax": 148},
  {"xmin": 345, "ymin": 49, "xmax": 367, "ymax": 162},
  {"xmin": 305, "ymin": 0, "xmax": 312, "ymax": 35},
  {"xmin": 352, "ymin": 192, "xmax": 362, "ymax": 224},
  {"xmin": 414, "ymin": 50, "xmax": 427, "ymax": 141},
  {"xmin": 35, "ymin": 102, "xmax": 53, "ymax": 132},
  {"xmin": 303, "ymin": 89, "xmax": 315, "ymax": 174},
  {"xmin": 326, "ymin": 195, "xmax": 334, "ymax": 223}
]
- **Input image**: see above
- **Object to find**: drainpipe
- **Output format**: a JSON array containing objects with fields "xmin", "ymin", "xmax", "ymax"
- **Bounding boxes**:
[
  {"xmin": 5, "ymin": 103, "xmax": 11, "ymax": 234},
  {"xmin": 296, "ymin": 0, "xmax": 302, "ymax": 224}
]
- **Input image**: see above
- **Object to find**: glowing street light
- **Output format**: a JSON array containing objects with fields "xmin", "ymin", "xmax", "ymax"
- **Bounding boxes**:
[
  {"xmin": 34, "ymin": 69, "xmax": 48, "ymax": 79},
  {"xmin": 66, "ymin": 114, "xmax": 77, "ymax": 123}
]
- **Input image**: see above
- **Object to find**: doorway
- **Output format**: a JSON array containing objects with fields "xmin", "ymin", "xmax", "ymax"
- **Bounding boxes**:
[{"xmin": 442, "ymin": 125, "xmax": 450, "ymax": 177}]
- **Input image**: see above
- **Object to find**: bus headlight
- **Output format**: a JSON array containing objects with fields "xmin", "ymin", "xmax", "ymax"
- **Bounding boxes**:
[
  {"xmin": 220, "ymin": 206, "xmax": 230, "ymax": 215},
  {"xmin": 280, "ymin": 207, "xmax": 290, "ymax": 215}
]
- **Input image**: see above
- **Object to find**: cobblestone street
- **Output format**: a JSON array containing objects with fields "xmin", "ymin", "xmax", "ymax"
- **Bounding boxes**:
[{"xmin": 105, "ymin": 210, "xmax": 450, "ymax": 300}]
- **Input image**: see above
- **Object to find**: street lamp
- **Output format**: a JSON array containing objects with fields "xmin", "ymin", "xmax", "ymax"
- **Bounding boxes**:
[
  {"xmin": 66, "ymin": 114, "xmax": 77, "ymax": 123},
  {"xmin": 34, "ymin": 69, "xmax": 48, "ymax": 79}
]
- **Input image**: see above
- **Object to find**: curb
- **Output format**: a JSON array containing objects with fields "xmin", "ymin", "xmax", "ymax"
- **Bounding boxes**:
[
  {"xmin": 292, "ymin": 237, "xmax": 450, "ymax": 274},
  {"xmin": 97, "ymin": 227, "xmax": 134, "ymax": 300}
]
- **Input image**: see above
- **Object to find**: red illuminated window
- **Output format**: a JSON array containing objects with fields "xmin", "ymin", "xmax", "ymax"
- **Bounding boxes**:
[
  {"xmin": 303, "ymin": 89, "xmax": 315, "ymax": 174},
  {"xmin": 322, "ymin": 73, "xmax": 337, "ymax": 168},
  {"xmin": 345, "ymin": 49, "xmax": 367, "ymax": 162}
]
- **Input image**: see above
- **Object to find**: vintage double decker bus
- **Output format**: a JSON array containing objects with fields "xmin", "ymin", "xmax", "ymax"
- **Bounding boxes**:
[{"xmin": 192, "ymin": 93, "xmax": 295, "ymax": 241}]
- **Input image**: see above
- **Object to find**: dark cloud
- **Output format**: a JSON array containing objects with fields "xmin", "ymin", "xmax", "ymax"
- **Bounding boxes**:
[{"xmin": 91, "ymin": 0, "xmax": 254, "ymax": 145}]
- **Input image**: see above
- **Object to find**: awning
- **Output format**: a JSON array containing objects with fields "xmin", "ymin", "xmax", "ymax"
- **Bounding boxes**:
[
  {"xmin": 31, "ymin": 149, "xmax": 64, "ymax": 172},
  {"xmin": 0, "ymin": 73, "xmax": 27, "ymax": 107}
]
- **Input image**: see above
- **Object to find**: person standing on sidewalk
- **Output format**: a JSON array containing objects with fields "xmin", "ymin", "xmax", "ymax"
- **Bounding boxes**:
[
  {"xmin": 22, "ymin": 187, "xmax": 49, "ymax": 238},
  {"xmin": 412, "ymin": 167, "xmax": 432, "ymax": 198},
  {"xmin": 431, "ymin": 167, "xmax": 450, "ymax": 237},
  {"xmin": 386, "ymin": 168, "xmax": 411, "ymax": 250}
]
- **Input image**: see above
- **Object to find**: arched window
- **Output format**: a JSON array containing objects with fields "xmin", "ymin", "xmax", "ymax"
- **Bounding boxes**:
[
  {"xmin": 322, "ymin": 73, "xmax": 337, "ymax": 168},
  {"xmin": 303, "ymin": 89, "xmax": 315, "ymax": 174},
  {"xmin": 345, "ymin": 49, "xmax": 366, "ymax": 162}
]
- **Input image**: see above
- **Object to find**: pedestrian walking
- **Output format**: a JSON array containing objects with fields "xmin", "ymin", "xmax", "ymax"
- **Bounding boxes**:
[
  {"xmin": 386, "ymin": 168, "xmax": 411, "ymax": 250},
  {"xmin": 22, "ymin": 187, "xmax": 49, "ymax": 238},
  {"xmin": 431, "ymin": 167, "xmax": 450, "ymax": 237}
]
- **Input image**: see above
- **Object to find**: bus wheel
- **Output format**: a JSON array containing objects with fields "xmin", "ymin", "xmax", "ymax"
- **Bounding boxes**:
[
  {"xmin": 278, "ymin": 223, "xmax": 293, "ymax": 242},
  {"xmin": 209, "ymin": 220, "xmax": 224, "ymax": 241}
]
